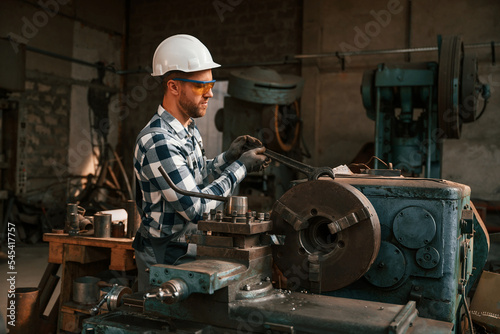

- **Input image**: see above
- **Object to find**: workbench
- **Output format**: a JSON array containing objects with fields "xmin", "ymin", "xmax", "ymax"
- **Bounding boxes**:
[{"xmin": 43, "ymin": 233, "xmax": 136, "ymax": 333}]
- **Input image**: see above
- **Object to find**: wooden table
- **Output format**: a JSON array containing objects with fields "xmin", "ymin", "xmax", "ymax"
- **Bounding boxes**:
[{"xmin": 43, "ymin": 233, "xmax": 136, "ymax": 333}]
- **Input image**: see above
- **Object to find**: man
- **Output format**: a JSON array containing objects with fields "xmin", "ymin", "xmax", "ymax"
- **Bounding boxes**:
[{"xmin": 133, "ymin": 34, "xmax": 268, "ymax": 291}]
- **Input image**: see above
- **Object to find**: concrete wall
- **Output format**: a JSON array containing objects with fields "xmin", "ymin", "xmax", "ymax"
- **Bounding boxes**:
[
  {"xmin": 302, "ymin": 0, "xmax": 500, "ymax": 201},
  {"xmin": 120, "ymin": 0, "xmax": 303, "ymax": 178},
  {"xmin": 0, "ymin": 0, "xmax": 125, "ymax": 208}
]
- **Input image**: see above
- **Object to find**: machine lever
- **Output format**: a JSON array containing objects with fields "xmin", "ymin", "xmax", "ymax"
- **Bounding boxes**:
[
  {"xmin": 158, "ymin": 166, "xmax": 228, "ymax": 202},
  {"xmin": 263, "ymin": 149, "xmax": 334, "ymax": 181}
]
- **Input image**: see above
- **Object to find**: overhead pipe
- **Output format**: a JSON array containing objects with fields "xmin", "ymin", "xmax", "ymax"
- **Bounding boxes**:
[
  {"xmin": 16, "ymin": 37, "xmax": 499, "ymax": 75},
  {"xmin": 293, "ymin": 41, "xmax": 500, "ymax": 59}
]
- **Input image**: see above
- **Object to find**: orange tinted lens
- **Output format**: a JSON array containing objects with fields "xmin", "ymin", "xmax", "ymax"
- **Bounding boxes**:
[{"xmin": 191, "ymin": 82, "xmax": 214, "ymax": 95}]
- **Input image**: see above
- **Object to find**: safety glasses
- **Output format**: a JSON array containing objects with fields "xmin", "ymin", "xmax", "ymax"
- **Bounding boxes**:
[{"xmin": 173, "ymin": 78, "xmax": 216, "ymax": 95}]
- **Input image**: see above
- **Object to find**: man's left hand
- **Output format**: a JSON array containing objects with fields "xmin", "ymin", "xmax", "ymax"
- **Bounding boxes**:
[{"xmin": 225, "ymin": 135, "xmax": 262, "ymax": 163}]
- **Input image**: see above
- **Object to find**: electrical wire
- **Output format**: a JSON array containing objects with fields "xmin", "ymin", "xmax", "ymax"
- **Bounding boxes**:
[
  {"xmin": 475, "ymin": 99, "xmax": 489, "ymax": 122},
  {"xmin": 462, "ymin": 293, "xmax": 475, "ymax": 334},
  {"xmin": 349, "ymin": 156, "xmax": 391, "ymax": 170}
]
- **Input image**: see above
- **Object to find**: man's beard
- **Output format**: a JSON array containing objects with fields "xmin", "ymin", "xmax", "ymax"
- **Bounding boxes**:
[{"xmin": 179, "ymin": 90, "xmax": 206, "ymax": 119}]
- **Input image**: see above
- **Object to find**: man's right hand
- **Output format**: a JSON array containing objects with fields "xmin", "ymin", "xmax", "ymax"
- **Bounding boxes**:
[
  {"xmin": 238, "ymin": 147, "xmax": 269, "ymax": 173},
  {"xmin": 225, "ymin": 135, "xmax": 263, "ymax": 163}
]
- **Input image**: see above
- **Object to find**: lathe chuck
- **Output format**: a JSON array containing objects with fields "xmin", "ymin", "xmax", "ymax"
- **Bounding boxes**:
[{"xmin": 270, "ymin": 178, "xmax": 381, "ymax": 292}]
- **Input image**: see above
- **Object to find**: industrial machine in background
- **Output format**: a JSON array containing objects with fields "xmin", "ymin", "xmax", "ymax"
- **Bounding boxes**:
[
  {"xmin": 361, "ymin": 35, "xmax": 490, "ymax": 178},
  {"xmin": 215, "ymin": 66, "xmax": 304, "ymax": 211},
  {"xmin": 82, "ymin": 152, "xmax": 489, "ymax": 333}
]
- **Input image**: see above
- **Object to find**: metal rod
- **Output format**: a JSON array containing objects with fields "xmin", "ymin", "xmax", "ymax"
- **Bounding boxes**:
[
  {"xmin": 20, "ymin": 37, "xmax": 500, "ymax": 73},
  {"xmin": 294, "ymin": 42, "xmax": 500, "ymax": 59},
  {"xmin": 406, "ymin": 0, "xmax": 412, "ymax": 62},
  {"xmin": 158, "ymin": 166, "xmax": 228, "ymax": 202}
]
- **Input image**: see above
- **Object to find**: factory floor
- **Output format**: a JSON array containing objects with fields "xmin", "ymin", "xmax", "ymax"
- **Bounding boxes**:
[{"xmin": 0, "ymin": 242, "xmax": 57, "ymax": 332}]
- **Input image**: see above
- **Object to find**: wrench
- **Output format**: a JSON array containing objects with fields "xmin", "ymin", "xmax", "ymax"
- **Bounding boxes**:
[{"xmin": 263, "ymin": 149, "xmax": 334, "ymax": 181}]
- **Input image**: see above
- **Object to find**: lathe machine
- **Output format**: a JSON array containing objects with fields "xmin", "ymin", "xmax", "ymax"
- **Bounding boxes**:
[{"xmin": 81, "ymin": 151, "xmax": 488, "ymax": 333}]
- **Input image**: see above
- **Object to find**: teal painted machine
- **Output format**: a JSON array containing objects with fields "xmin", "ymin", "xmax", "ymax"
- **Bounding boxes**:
[
  {"xmin": 81, "ymin": 166, "xmax": 489, "ymax": 333},
  {"xmin": 361, "ymin": 36, "xmax": 490, "ymax": 177},
  {"xmin": 319, "ymin": 176, "xmax": 489, "ymax": 327}
]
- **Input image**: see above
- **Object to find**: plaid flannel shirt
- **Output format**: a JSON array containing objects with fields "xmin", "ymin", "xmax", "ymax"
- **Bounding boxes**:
[{"xmin": 134, "ymin": 105, "xmax": 246, "ymax": 241}]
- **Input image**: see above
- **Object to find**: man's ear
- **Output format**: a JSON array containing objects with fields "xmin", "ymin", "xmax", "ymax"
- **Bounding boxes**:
[{"xmin": 166, "ymin": 80, "xmax": 180, "ymax": 96}]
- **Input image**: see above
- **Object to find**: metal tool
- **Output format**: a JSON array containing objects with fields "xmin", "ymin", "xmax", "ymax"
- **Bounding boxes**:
[
  {"xmin": 263, "ymin": 149, "xmax": 335, "ymax": 181},
  {"xmin": 158, "ymin": 166, "xmax": 227, "ymax": 202},
  {"xmin": 158, "ymin": 166, "xmax": 249, "ymax": 215}
]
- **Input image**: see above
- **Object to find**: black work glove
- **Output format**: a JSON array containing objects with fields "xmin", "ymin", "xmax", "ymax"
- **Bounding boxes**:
[
  {"xmin": 238, "ymin": 147, "xmax": 269, "ymax": 173},
  {"xmin": 224, "ymin": 135, "xmax": 263, "ymax": 163}
]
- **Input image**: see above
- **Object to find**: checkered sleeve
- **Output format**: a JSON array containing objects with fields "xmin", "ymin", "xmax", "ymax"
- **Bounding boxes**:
[
  {"xmin": 140, "ymin": 135, "xmax": 246, "ymax": 223},
  {"xmin": 205, "ymin": 152, "xmax": 231, "ymax": 178}
]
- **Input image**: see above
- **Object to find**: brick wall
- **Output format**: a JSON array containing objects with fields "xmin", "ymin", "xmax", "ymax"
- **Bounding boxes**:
[{"xmin": 15, "ymin": 72, "xmax": 71, "ymax": 203}]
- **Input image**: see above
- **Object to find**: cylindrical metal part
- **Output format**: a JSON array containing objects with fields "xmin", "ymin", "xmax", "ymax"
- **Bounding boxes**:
[
  {"xmin": 68, "ymin": 213, "xmax": 79, "ymax": 236},
  {"xmin": 126, "ymin": 200, "xmax": 140, "ymax": 238},
  {"xmin": 96, "ymin": 209, "xmax": 127, "ymax": 224},
  {"xmin": 9, "ymin": 287, "xmax": 39, "ymax": 334},
  {"xmin": 106, "ymin": 285, "xmax": 132, "ymax": 311},
  {"xmin": 111, "ymin": 222, "xmax": 125, "ymax": 238},
  {"xmin": 66, "ymin": 203, "xmax": 78, "ymax": 233},
  {"xmin": 79, "ymin": 217, "xmax": 93, "ymax": 231},
  {"xmin": 73, "ymin": 276, "xmax": 100, "ymax": 304},
  {"xmin": 159, "ymin": 278, "xmax": 189, "ymax": 304},
  {"xmin": 94, "ymin": 213, "xmax": 112, "ymax": 238},
  {"xmin": 226, "ymin": 196, "xmax": 248, "ymax": 216}
]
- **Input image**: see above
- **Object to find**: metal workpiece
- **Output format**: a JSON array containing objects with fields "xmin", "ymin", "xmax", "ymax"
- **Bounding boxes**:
[
  {"xmin": 226, "ymin": 196, "xmax": 248, "ymax": 216},
  {"xmin": 271, "ymin": 178, "xmax": 381, "ymax": 292}
]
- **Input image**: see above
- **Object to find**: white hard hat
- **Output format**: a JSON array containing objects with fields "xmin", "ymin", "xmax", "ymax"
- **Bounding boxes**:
[{"xmin": 151, "ymin": 34, "xmax": 221, "ymax": 76}]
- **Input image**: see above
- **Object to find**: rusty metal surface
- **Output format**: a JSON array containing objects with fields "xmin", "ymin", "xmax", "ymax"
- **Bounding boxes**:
[
  {"xmin": 438, "ymin": 35, "xmax": 463, "ymax": 139},
  {"xmin": 460, "ymin": 54, "xmax": 480, "ymax": 123},
  {"xmin": 271, "ymin": 178, "xmax": 380, "ymax": 291},
  {"xmin": 84, "ymin": 295, "xmax": 452, "ymax": 334},
  {"xmin": 197, "ymin": 244, "xmax": 271, "ymax": 262},
  {"xmin": 229, "ymin": 293, "xmax": 453, "ymax": 334},
  {"xmin": 323, "ymin": 174, "xmax": 482, "ymax": 325},
  {"xmin": 9, "ymin": 288, "xmax": 39, "ymax": 334}
]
